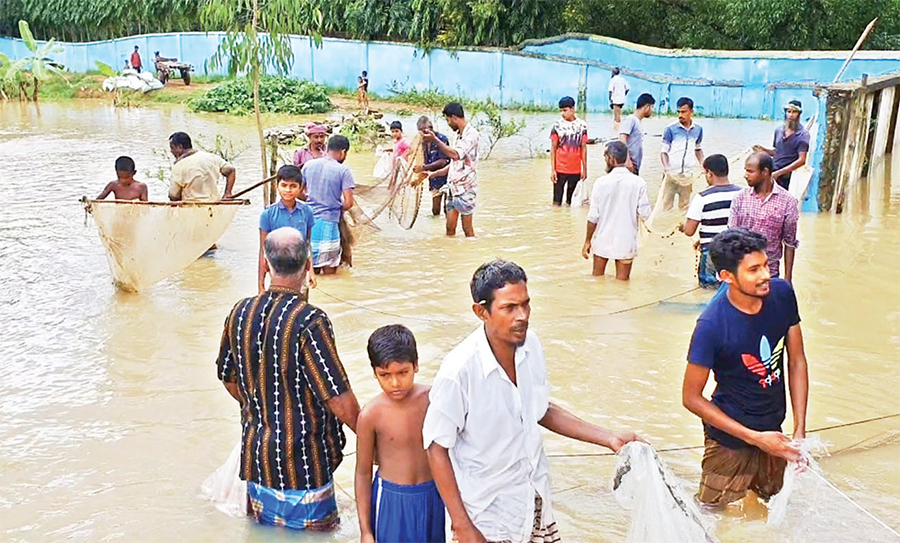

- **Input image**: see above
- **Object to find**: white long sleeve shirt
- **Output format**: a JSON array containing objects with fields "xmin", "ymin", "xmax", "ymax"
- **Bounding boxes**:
[
  {"xmin": 422, "ymin": 326, "xmax": 552, "ymax": 543},
  {"xmin": 587, "ymin": 166, "xmax": 652, "ymax": 260}
]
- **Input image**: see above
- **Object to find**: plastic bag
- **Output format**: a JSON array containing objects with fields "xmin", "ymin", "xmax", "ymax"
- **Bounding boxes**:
[
  {"xmin": 372, "ymin": 147, "xmax": 393, "ymax": 180},
  {"xmin": 766, "ymin": 436, "xmax": 826, "ymax": 527},
  {"xmin": 200, "ymin": 442, "xmax": 247, "ymax": 518},
  {"xmin": 574, "ymin": 177, "xmax": 594, "ymax": 207},
  {"xmin": 613, "ymin": 442, "xmax": 718, "ymax": 543}
]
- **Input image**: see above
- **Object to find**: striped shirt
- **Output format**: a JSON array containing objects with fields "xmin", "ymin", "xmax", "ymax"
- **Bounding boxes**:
[
  {"xmin": 217, "ymin": 286, "xmax": 352, "ymax": 491},
  {"xmin": 686, "ymin": 184, "xmax": 742, "ymax": 246}
]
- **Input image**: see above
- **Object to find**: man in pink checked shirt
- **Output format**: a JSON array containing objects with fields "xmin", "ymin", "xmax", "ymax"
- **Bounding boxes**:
[{"xmin": 728, "ymin": 152, "xmax": 800, "ymax": 283}]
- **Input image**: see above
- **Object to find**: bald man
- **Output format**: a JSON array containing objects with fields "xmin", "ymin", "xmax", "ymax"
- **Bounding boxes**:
[{"xmin": 216, "ymin": 226, "xmax": 361, "ymax": 531}]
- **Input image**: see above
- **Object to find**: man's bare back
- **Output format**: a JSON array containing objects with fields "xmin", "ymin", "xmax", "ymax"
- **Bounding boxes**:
[
  {"xmin": 97, "ymin": 179, "xmax": 148, "ymax": 201},
  {"xmin": 363, "ymin": 383, "xmax": 432, "ymax": 485}
]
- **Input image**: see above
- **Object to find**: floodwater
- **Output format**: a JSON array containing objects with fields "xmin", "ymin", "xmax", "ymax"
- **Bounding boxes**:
[{"xmin": 1, "ymin": 102, "xmax": 898, "ymax": 542}]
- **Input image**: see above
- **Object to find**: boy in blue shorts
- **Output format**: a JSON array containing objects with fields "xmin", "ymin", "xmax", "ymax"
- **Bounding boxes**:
[
  {"xmin": 258, "ymin": 164, "xmax": 316, "ymax": 295},
  {"xmin": 355, "ymin": 325, "xmax": 446, "ymax": 543}
]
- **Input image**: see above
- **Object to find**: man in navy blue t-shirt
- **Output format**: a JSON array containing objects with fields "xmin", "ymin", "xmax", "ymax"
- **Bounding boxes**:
[{"xmin": 682, "ymin": 228, "xmax": 809, "ymax": 506}]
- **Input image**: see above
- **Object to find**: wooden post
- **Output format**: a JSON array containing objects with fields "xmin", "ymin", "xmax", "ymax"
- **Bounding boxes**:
[
  {"xmin": 266, "ymin": 139, "xmax": 279, "ymax": 206},
  {"xmin": 817, "ymin": 88, "xmax": 851, "ymax": 211},
  {"xmin": 834, "ymin": 91, "xmax": 874, "ymax": 213}
]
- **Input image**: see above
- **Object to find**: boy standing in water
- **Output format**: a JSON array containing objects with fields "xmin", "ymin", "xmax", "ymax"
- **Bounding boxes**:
[
  {"xmin": 549, "ymin": 96, "xmax": 588, "ymax": 206},
  {"xmin": 355, "ymin": 325, "xmax": 445, "ymax": 543},
  {"xmin": 97, "ymin": 156, "xmax": 148, "ymax": 201},
  {"xmin": 258, "ymin": 164, "xmax": 316, "ymax": 295}
]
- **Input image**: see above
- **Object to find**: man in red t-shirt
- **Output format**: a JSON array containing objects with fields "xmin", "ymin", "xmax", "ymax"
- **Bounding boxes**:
[
  {"xmin": 130, "ymin": 46, "xmax": 142, "ymax": 73},
  {"xmin": 550, "ymin": 96, "xmax": 588, "ymax": 206}
]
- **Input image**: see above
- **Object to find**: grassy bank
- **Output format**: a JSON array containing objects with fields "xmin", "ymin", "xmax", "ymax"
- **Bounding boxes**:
[{"xmin": 29, "ymin": 73, "xmax": 558, "ymax": 114}]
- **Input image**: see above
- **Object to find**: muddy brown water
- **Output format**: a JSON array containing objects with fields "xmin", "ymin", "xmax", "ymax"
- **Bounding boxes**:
[{"xmin": 1, "ymin": 102, "xmax": 898, "ymax": 542}]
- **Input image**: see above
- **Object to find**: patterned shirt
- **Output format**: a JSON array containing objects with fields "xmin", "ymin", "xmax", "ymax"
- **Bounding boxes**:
[
  {"xmin": 217, "ymin": 287, "xmax": 353, "ymax": 491},
  {"xmin": 550, "ymin": 118, "xmax": 588, "ymax": 175},
  {"xmin": 728, "ymin": 184, "xmax": 800, "ymax": 276},
  {"xmin": 447, "ymin": 123, "xmax": 479, "ymax": 196}
]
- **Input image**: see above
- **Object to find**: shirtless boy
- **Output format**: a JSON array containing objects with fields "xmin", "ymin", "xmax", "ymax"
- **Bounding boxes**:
[
  {"xmin": 97, "ymin": 156, "xmax": 148, "ymax": 201},
  {"xmin": 355, "ymin": 325, "xmax": 445, "ymax": 543}
]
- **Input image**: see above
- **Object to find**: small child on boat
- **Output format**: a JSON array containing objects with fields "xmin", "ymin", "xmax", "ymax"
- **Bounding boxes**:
[
  {"xmin": 97, "ymin": 156, "xmax": 148, "ymax": 201},
  {"xmin": 355, "ymin": 325, "xmax": 446, "ymax": 543},
  {"xmin": 257, "ymin": 165, "xmax": 316, "ymax": 296}
]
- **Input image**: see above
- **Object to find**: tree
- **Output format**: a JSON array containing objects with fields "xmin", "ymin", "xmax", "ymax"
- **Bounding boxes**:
[
  {"xmin": 201, "ymin": 0, "xmax": 324, "ymax": 201},
  {"xmin": 3, "ymin": 20, "xmax": 65, "ymax": 102},
  {"xmin": 472, "ymin": 100, "xmax": 525, "ymax": 160}
]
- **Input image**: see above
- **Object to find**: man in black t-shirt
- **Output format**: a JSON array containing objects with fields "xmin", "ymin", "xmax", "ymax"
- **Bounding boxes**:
[{"xmin": 682, "ymin": 228, "xmax": 809, "ymax": 506}]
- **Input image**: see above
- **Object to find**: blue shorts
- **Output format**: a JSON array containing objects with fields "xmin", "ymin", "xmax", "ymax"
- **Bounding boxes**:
[{"xmin": 372, "ymin": 472, "xmax": 445, "ymax": 543}]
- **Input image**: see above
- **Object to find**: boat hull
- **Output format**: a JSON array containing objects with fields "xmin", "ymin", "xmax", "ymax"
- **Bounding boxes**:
[{"xmin": 86, "ymin": 199, "xmax": 248, "ymax": 292}]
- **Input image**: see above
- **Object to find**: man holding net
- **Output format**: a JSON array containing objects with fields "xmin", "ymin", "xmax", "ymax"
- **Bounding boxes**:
[
  {"xmin": 682, "ymin": 228, "xmax": 809, "ymax": 508},
  {"xmin": 422, "ymin": 102, "xmax": 479, "ymax": 237}
]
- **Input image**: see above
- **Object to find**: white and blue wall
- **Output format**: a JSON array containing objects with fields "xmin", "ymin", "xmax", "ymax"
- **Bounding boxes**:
[{"xmin": 3, "ymin": 31, "xmax": 898, "ymax": 211}]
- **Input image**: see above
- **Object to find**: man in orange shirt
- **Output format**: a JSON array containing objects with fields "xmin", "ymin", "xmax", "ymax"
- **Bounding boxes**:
[
  {"xmin": 550, "ymin": 96, "xmax": 588, "ymax": 206},
  {"xmin": 130, "ymin": 46, "xmax": 142, "ymax": 73}
]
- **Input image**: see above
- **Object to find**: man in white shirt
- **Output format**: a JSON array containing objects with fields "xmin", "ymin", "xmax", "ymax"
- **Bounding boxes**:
[
  {"xmin": 608, "ymin": 67, "xmax": 630, "ymax": 124},
  {"xmin": 424, "ymin": 260, "xmax": 643, "ymax": 543},
  {"xmin": 167, "ymin": 132, "xmax": 236, "ymax": 201},
  {"xmin": 582, "ymin": 141, "xmax": 652, "ymax": 281}
]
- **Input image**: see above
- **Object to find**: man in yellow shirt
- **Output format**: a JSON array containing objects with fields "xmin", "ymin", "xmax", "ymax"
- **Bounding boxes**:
[{"xmin": 167, "ymin": 132, "xmax": 236, "ymax": 201}]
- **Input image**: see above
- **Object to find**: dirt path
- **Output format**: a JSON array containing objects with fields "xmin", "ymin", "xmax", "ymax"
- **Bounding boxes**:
[{"xmin": 329, "ymin": 94, "xmax": 431, "ymax": 114}]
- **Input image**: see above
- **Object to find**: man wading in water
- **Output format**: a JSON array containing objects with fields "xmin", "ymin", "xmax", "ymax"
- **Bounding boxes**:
[
  {"xmin": 754, "ymin": 100, "xmax": 809, "ymax": 190},
  {"xmin": 682, "ymin": 228, "xmax": 809, "ymax": 511},
  {"xmin": 422, "ymin": 102, "xmax": 479, "ymax": 237},
  {"xmin": 424, "ymin": 260, "xmax": 644, "ymax": 542},
  {"xmin": 302, "ymin": 135, "xmax": 356, "ymax": 274},
  {"xmin": 216, "ymin": 227, "xmax": 361, "ymax": 530},
  {"xmin": 728, "ymin": 152, "xmax": 799, "ymax": 282}
]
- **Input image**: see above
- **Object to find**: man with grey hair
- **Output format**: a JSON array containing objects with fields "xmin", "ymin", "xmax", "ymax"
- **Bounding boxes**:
[
  {"xmin": 413, "ymin": 115, "xmax": 451, "ymax": 216},
  {"xmin": 582, "ymin": 141, "xmax": 651, "ymax": 280},
  {"xmin": 216, "ymin": 226, "xmax": 361, "ymax": 531}
]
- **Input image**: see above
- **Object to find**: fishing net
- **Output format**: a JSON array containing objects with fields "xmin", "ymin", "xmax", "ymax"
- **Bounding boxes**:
[
  {"xmin": 613, "ymin": 442, "xmax": 718, "ymax": 543},
  {"xmin": 646, "ymin": 147, "xmax": 753, "ymax": 235},
  {"xmin": 353, "ymin": 135, "xmax": 426, "ymax": 230},
  {"xmin": 766, "ymin": 436, "xmax": 828, "ymax": 527},
  {"xmin": 200, "ymin": 441, "xmax": 247, "ymax": 518}
]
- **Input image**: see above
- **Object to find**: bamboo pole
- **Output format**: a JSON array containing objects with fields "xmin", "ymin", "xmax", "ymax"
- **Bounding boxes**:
[{"xmin": 833, "ymin": 18, "xmax": 879, "ymax": 84}]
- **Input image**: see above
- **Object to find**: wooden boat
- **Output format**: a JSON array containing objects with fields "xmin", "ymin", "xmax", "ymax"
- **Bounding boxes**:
[{"xmin": 84, "ymin": 198, "xmax": 249, "ymax": 292}]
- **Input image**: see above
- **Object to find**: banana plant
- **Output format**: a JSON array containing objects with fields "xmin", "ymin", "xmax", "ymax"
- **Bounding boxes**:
[
  {"xmin": 0, "ymin": 53, "xmax": 10, "ymax": 100},
  {"xmin": 3, "ymin": 20, "xmax": 66, "ymax": 102}
]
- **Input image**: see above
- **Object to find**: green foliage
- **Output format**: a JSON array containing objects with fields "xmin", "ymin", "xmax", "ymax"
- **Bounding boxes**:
[
  {"xmin": 3, "ymin": 0, "xmax": 898, "ymax": 51},
  {"xmin": 2, "ymin": 20, "xmax": 67, "ymax": 101},
  {"xmin": 385, "ymin": 81, "xmax": 462, "ymax": 108},
  {"xmin": 189, "ymin": 76, "xmax": 333, "ymax": 115},
  {"xmin": 470, "ymin": 100, "xmax": 525, "ymax": 159}
]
